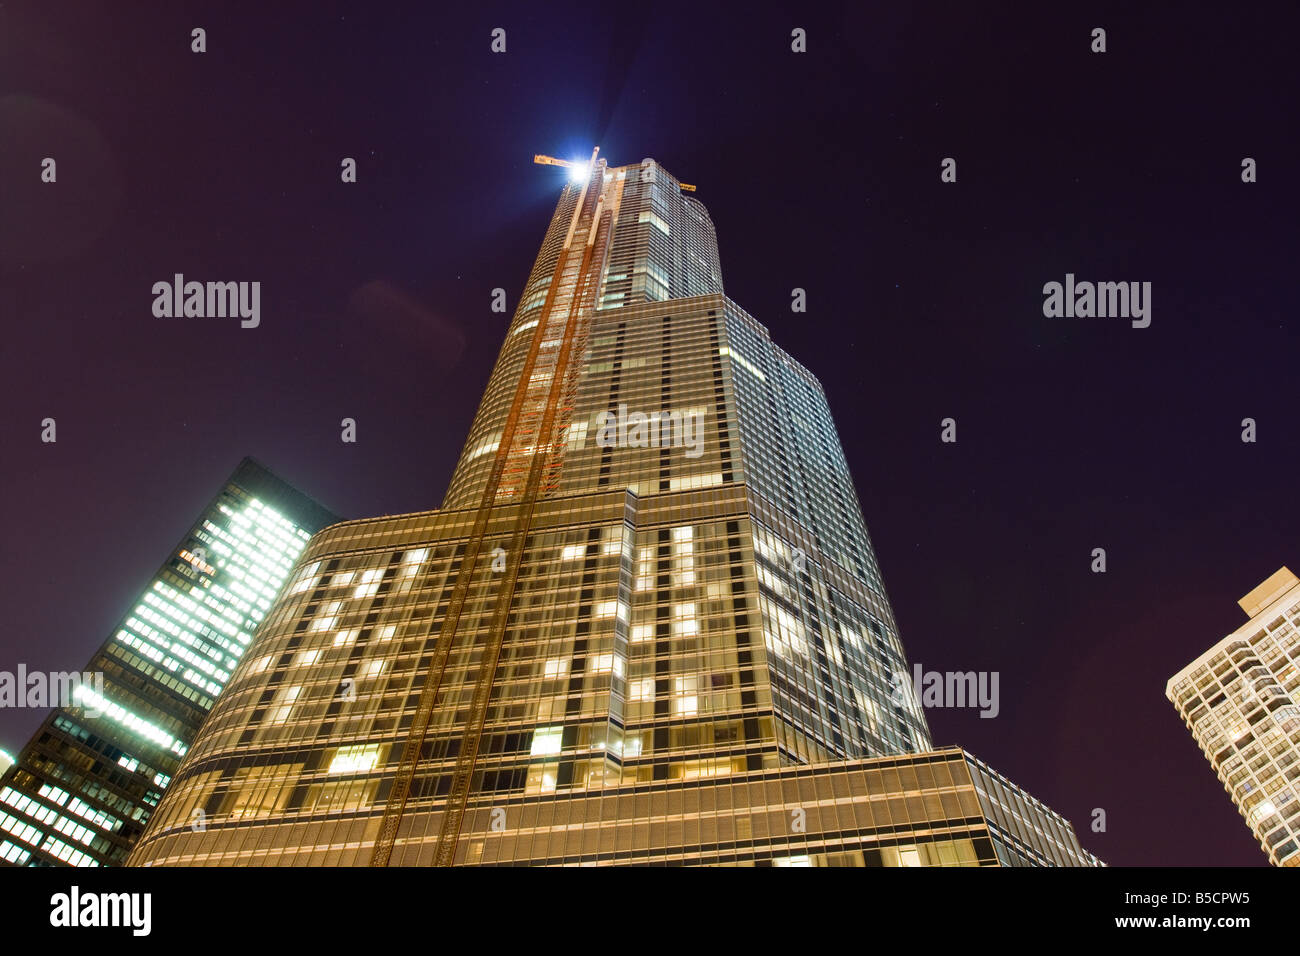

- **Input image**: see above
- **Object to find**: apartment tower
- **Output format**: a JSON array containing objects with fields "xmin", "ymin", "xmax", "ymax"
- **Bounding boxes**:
[{"xmin": 1167, "ymin": 567, "xmax": 1300, "ymax": 866}]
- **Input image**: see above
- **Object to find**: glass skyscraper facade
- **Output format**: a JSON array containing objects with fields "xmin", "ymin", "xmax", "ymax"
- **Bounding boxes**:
[
  {"xmin": 126, "ymin": 154, "xmax": 1098, "ymax": 867},
  {"xmin": 1168, "ymin": 566, "xmax": 1300, "ymax": 867},
  {"xmin": 0, "ymin": 458, "xmax": 338, "ymax": 866}
]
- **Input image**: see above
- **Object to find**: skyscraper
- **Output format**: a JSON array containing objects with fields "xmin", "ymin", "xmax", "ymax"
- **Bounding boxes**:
[
  {"xmin": 0, "ymin": 458, "xmax": 339, "ymax": 866},
  {"xmin": 127, "ymin": 152, "xmax": 1098, "ymax": 867},
  {"xmin": 1167, "ymin": 567, "xmax": 1300, "ymax": 867}
]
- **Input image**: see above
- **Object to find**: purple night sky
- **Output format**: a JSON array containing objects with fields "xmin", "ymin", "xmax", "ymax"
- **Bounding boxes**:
[{"xmin": 2, "ymin": 2, "xmax": 1297, "ymax": 866}]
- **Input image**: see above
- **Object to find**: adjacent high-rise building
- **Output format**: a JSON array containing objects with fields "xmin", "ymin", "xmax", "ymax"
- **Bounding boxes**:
[
  {"xmin": 1167, "ymin": 566, "xmax": 1300, "ymax": 867},
  {"xmin": 0, "ymin": 458, "xmax": 339, "ymax": 866},
  {"xmin": 127, "ymin": 152, "xmax": 1099, "ymax": 867}
]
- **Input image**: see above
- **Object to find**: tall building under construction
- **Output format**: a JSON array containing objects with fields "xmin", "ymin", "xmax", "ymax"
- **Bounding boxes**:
[{"xmin": 128, "ymin": 152, "xmax": 1099, "ymax": 867}]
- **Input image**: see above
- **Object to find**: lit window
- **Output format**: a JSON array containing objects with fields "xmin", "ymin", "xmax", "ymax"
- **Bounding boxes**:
[
  {"xmin": 566, "ymin": 421, "xmax": 588, "ymax": 450},
  {"xmin": 310, "ymin": 601, "xmax": 342, "ymax": 632},
  {"xmin": 329, "ymin": 745, "xmax": 380, "ymax": 775},
  {"xmin": 269, "ymin": 685, "xmax": 301, "ymax": 724},
  {"xmin": 72, "ymin": 686, "xmax": 186, "ymax": 755},
  {"xmin": 1249, "ymin": 801, "xmax": 1278, "ymax": 826},
  {"xmin": 672, "ymin": 526, "xmax": 695, "ymax": 585},
  {"xmin": 465, "ymin": 436, "xmax": 502, "ymax": 461},
  {"xmin": 531, "ymin": 727, "xmax": 563, "ymax": 756},
  {"xmin": 354, "ymin": 570, "xmax": 383, "ymax": 599},
  {"xmin": 635, "ymin": 547, "xmax": 654, "ymax": 591},
  {"xmin": 668, "ymin": 472, "xmax": 723, "ymax": 492},
  {"xmin": 673, "ymin": 603, "xmax": 698, "ymax": 638},
  {"xmin": 674, "ymin": 679, "xmax": 699, "ymax": 716},
  {"xmin": 638, "ymin": 210, "xmax": 670, "ymax": 235},
  {"xmin": 718, "ymin": 346, "xmax": 766, "ymax": 382}
]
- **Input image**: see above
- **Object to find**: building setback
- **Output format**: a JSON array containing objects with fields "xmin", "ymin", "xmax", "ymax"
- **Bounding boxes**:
[
  {"xmin": 127, "ymin": 153, "xmax": 1099, "ymax": 867},
  {"xmin": 1167, "ymin": 567, "xmax": 1300, "ymax": 866},
  {"xmin": 0, "ymin": 458, "xmax": 338, "ymax": 866}
]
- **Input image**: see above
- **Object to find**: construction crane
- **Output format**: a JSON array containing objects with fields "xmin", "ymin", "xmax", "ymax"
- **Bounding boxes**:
[
  {"xmin": 371, "ymin": 149, "xmax": 696, "ymax": 867},
  {"xmin": 371, "ymin": 146, "xmax": 615, "ymax": 867},
  {"xmin": 532, "ymin": 154, "xmax": 578, "ymax": 169},
  {"xmin": 533, "ymin": 154, "xmax": 695, "ymax": 191}
]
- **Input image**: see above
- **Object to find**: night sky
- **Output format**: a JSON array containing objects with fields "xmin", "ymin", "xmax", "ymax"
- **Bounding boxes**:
[{"xmin": 2, "ymin": 2, "xmax": 1297, "ymax": 867}]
